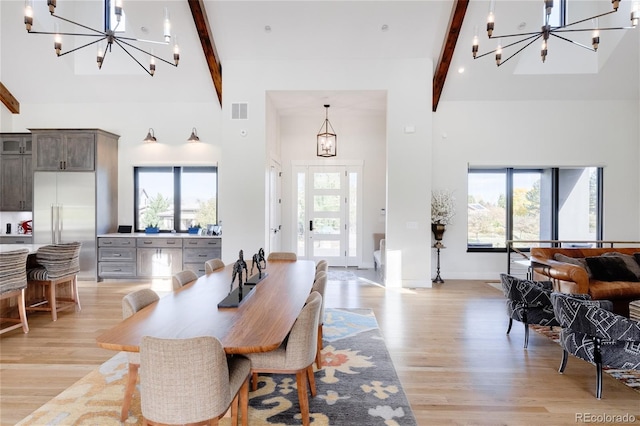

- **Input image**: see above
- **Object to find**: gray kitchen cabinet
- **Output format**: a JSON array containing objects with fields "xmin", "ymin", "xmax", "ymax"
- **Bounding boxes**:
[
  {"xmin": 98, "ymin": 237, "xmax": 137, "ymax": 279},
  {"xmin": 0, "ymin": 153, "xmax": 32, "ymax": 211},
  {"xmin": 1, "ymin": 133, "xmax": 32, "ymax": 154},
  {"xmin": 0, "ymin": 236, "xmax": 33, "ymax": 244},
  {"xmin": 32, "ymin": 130, "xmax": 96, "ymax": 171},
  {"xmin": 183, "ymin": 238, "xmax": 222, "ymax": 276},
  {"xmin": 136, "ymin": 237, "xmax": 183, "ymax": 278},
  {"xmin": 96, "ymin": 235, "xmax": 221, "ymax": 280}
]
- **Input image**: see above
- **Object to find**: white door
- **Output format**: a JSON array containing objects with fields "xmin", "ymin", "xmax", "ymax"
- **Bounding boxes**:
[
  {"xmin": 293, "ymin": 164, "xmax": 361, "ymax": 266},
  {"xmin": 268, "ymin": 161, "xmax": 282, "ymax": 253}
]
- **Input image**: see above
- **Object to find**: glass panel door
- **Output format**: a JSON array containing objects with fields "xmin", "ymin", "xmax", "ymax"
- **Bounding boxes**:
[
  {"xmin": 293, "ymin": 164, "xmax": 361, "ymax": 266},
  {"xmin": 310, "ymin": 167, "xmax": 344, "ymax": 263}
]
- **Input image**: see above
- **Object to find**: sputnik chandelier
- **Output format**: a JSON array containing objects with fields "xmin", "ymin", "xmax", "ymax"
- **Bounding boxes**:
[
  {"xmin": 23, "ymin": 0, "xmax": 179, "ymax": 76},
  {"xmin": 472, "ymin": 0, "xmax": 639, "ymax": 66}
]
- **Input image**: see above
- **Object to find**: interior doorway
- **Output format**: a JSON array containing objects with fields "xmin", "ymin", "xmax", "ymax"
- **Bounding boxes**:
[{"xmin": 268, "ymin": 159, "xmax": 282, "ymax": 254}]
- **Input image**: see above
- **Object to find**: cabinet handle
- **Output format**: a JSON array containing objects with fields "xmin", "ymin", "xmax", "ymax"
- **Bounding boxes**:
[
  {"xmin": 143, "ymin": 241, "xmax": 152, "ymax": 244},
  {"xmin": 114, "ymin": 269, "xmax": 122, "ymax": 272},
  {"xmin": 113, "ymin": 253, "xmax": 121, "ymax": 257},
  {"xmin": 199, "ymin": 254, "xmax": 207, "ymax": 257},
  {"xmin": 167, "ymin": 241, "xmax": 176, "ymax": 245},
  {"xmin": 103, "ymin": 241, "xmax": 112, "ymax": 245}
]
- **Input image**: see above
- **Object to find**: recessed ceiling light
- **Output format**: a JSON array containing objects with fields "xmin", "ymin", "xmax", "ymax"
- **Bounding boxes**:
[
  {"xmin": 458, "ymin": 67, "xmax": 465, "ymax": 74},
  {"xmin": 264, "ymin": 25, "xmax": 272, "ymax": 33},
  {"xmin": 381, "ymin": 24, "xmax": 389, "ymax": 32}
]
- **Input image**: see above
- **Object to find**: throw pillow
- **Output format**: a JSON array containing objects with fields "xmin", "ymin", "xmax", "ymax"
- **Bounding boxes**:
[
  {"xmin": 553, "ymin": 253, "xmax": 592, "ymax": 278},
  {"xmin": 634, "ymin": 252, "xmax": 640, "ymax": 268},
  {"xmin": 585, "ymin": 256, "xmax": 640, "ymax": 282},
  {"xmin": 601, "ymin": 252, "xmax": 640, "ymax": 281}
]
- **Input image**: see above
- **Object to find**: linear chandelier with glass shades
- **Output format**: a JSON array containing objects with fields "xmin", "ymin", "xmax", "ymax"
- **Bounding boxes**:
[
  {"xmin": 23, "ymin": 0, "xmax": 180, "ymax": 76},
  {"xmin": 472, "ymin": 0, "xmax": 639, "ymax": 66}
]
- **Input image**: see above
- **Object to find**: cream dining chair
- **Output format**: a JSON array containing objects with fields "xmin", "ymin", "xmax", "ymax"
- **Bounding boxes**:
[
  {"xmin": 120, "ymin": 288, "xmax": 160, "ymax": 422},
  {"xmin": 245, "ymin": 291, "xmax": 322, "ymax": 426},
  {"xmin": 140, "ymin": 335, "xmax": 250, "ymax": 426},
  {"xmin": 266, "ymin": 251, "xmax": 297, "ymax": 261},
  {"xmin": 172, "ymin": 270, "xmax": 198, "ymax": 290},
  {"xmin": 205, "ymin": 258, "xmax": 225, "ymax": 274},
  {"xmin": 312, "ymin": 271, "xmax": 327, "ymax": 368}
]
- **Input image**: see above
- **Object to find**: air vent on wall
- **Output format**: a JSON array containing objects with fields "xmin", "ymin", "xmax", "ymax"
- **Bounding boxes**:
[{"xmin": 231, "ymin": 102, "xmax": 248, "ymax": 120}]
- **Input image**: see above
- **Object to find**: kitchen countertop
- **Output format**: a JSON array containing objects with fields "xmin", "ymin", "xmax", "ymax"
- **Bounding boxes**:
[{"xmin": 98, "ymin": 233, "xmax": 221, "ymax": 238}]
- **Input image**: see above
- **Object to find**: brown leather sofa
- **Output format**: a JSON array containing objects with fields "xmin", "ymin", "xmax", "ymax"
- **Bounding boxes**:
[{"xmin": 530, "ymin": 247, "xmax": 640, "ymax": 317}]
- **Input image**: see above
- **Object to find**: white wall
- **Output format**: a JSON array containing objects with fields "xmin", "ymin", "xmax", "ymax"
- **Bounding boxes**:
[
  {"xmin": 221, "ymin": 58, "xmax": 433, "ymax": 287},
  {"xmin": 432, "ymin": 99, "xmax": 640, "ymax": 280},
  {"xmin": 278, "ymin": 111, "xmax": 387, "ymax": 267}
]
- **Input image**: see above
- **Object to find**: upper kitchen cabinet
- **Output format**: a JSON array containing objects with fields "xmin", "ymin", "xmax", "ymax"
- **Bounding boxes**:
[
  {"xmin": 0, "ymin": 133, "xmax": 33, "ymax": 211},
  {"xmin": 31, "ymin": 129, "xmax": 113, "ymax": 171},
  {"xmin": 1, "ymin": 133, "xmax": 32, "ymax": 154}
]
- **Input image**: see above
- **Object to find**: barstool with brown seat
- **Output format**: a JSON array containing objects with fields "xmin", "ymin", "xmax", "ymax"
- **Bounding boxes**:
[
  {"xmin": 26, "ymin": 242, "xmax": 81, "ymax": 321},
  {"xmin": 0, "ymin": 249, "xmax": 30, "ymax": 335}
]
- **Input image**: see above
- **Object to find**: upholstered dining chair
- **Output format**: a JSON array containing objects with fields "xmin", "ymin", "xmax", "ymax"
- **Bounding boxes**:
[
  {"xmin": 120, "ymin": 288, "xmax": 160, "ymax": 422},
  {"xmin": 315, "ymin": 259, "xmax": 328, "ymax": 273},
  {"xmin": 26, "ymin": 242, "xmax": 81, "ymax": 321},
  {"xmin": 312, "ymin": 271, "xmax": 327, "ymax": 368},
  {"xmin": 266, "ymin": 251, "xmax": 297, "ymax": 261},
  {"xmin": 140, "ymin": 335, "xmax": 250, "ymax": 426},
  {"xmin": 172, "ymin": 270, "xmax": 198, "ymax": 290},
  {"xmin": 205, "ymin": 258, "xmax": 225, "ymax": 274},
  {"xmin": 246, "ymin": 291, "xmax": 322, "ymax": 426},
  {"xmin": 551, "ymin": 292, "xmax": 640, "ymax": 399},
  {"xmin": 0, "ymin": 249, "xmax": 30, "ymax": 335},
  {"xmin": 499, "ymin": 273, "xmax": 559, "ymax": 348}
]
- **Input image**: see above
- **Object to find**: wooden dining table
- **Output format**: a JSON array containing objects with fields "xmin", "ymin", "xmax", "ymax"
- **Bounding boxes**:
[{"xmin": 96, "ymin": 259, "xmax": 316, "ymax": 355}]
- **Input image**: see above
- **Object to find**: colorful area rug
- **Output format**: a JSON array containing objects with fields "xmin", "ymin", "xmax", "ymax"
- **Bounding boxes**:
[
  {"xmin": 17, "ymin": 308, "xmax": 416, "ymax": 426},
  {"xmin": 487, "ymin": 282, "xmax": 640, "ymax": 394},
  {"xmin": 530, "ymin": 325, "xmax": 640, "ymax": 394}
]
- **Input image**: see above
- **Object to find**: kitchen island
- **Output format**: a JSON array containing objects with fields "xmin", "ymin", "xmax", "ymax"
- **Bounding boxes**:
[{"xmin": 97, "ymin": 233, "xmax": 221, "ymax": 281}]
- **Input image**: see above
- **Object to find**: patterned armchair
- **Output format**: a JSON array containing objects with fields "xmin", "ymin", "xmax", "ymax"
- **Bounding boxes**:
[
  {"xmin": 500, "ymin": 273, "xmax": 559, "ymax": 348},
  {"xmin": 550, "ymin": 292, "xmax": 640, "ymax": 399}
]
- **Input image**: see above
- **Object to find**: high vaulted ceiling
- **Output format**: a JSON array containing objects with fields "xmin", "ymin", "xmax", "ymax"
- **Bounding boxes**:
[{"xmin": 1, "ymin": 0, "xmax": 638, "ymax": 117}]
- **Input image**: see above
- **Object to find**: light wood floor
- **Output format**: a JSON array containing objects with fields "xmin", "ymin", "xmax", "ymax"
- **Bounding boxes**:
[{"xmin": 1, "ymin": 272, "xmax": 638, "ymax": 425}]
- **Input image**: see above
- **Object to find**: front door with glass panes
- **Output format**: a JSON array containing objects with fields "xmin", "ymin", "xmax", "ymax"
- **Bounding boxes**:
[{"xmin": 293, "ymin": 165, "xmax": 361, "ymax": 266}]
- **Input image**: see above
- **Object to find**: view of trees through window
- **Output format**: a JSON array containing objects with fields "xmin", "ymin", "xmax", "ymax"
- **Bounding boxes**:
[
  {"xmin": 134, "ymin": 166, "xmax": 218, "ymax": 232},
  {"xmin": 468, "ymin": 167, "xmax": 600, "ymax": 250}
]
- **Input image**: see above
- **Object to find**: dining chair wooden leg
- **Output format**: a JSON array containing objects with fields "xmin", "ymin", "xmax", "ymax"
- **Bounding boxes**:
[
  {"xmin": 230, "ymin": 392, "xmax": 238, "ymax": 426},
  {"xmin": 251, "ymin": 372, "xmax": 259, "ymax": 391},
  {"xmin": 239, "ymin": 376, "xmax": 249, "ymax": 426},
  {"xmin": 315, "ymin": 324, "xmax": 323, "ymax": 368},
  {"xmin": 296, "ymin": 370, "xmax": 311, "ymax": 426},
  {"xmin": 306, "ymin": 365, "xmax": 317, "ymax": 397},
  {"xmin": 121, "ymin": 362, "xmax": 139, "ymax": 422}
]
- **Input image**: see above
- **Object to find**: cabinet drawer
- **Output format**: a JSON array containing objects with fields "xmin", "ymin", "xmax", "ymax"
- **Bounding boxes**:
[
  {"xmin": 99, "ymin": 237, "xmax": 135, "ymax": 247},
  {"xmin": 182, "ymin": 238, "xmax": 221, "ymax": 248},
  {"xmin": 183, "ymin": 248, "xmax": 220, "ymax": 263},
  {"xmin": 99, "ymin": 247, "xmax": 136, "ymax": 262},
  {"xmin": 183, "ymin": 263, "xmax": 207, "ymax": 277},
  {"xmin": 137, "ymin": 238, "xmax": 183, "ymax": 248},
  {"xmin": 98, "ymin": 262, "xmax": 136, "ymax": 277}
]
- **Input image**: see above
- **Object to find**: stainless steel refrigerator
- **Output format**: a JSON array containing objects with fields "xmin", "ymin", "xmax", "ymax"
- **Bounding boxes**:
[{"xmin": 33, "ymin": 172, "xmax": 97, "ymax": 280}]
